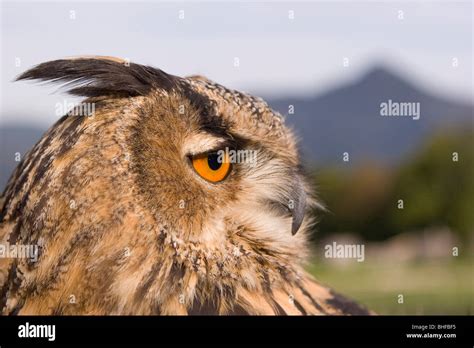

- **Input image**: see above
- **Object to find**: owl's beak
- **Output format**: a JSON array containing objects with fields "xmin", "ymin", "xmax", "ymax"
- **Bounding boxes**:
[{"xmin": 290, "ymin": 178, "xmax": 307, "ymax": 236}]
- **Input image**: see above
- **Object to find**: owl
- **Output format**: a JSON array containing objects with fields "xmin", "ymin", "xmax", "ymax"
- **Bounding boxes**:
[{"xmin": 0, "ymin": 57, "xmax": 369, "ymax": 315}]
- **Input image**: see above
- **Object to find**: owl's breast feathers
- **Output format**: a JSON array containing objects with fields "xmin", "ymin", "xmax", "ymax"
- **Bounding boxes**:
[{"xmin": 0, "ymin": 57, "xmax": 370, "ymax": 315}]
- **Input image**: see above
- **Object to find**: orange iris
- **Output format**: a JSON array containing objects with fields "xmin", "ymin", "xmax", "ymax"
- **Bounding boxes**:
[{"xmin": 191, "ymin": 151, "xmax": 231, "ymax": 183}]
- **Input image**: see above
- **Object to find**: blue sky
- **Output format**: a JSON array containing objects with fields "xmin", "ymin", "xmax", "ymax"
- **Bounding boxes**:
[{"xmin": 0, "ymin": 0, "xmax": 472, "ymax": 126}]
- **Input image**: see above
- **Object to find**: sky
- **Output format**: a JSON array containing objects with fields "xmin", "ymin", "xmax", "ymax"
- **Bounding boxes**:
[{"xmin": 0, "ymin": 0, "xmax": 472, "ymax": 126}]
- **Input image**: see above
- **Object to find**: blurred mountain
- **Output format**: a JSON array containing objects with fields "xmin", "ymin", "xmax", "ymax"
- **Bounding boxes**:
[
  {"xmin": 0, "ymin": 65, "xmax": 472, "ymax": 191},
  {"xmin": 266, "ymin": 65, "xmax": 473, "ymax": 166}
]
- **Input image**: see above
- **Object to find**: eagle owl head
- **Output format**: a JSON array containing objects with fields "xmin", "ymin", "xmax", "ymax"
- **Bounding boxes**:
[{"xmin": 0, "ymin": 57, "xmax": 368, "ymax": 315}]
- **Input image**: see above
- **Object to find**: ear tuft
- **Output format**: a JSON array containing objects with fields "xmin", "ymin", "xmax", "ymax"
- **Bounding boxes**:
[{"xmin": 15, "ymin": 57, "xmax": 178, "ymax": 97}]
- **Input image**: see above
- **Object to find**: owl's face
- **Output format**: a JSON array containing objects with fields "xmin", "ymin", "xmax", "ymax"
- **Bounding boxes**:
[{"xmin": 130, "ymin": 74, "xmax": 312, "ymax": 255}]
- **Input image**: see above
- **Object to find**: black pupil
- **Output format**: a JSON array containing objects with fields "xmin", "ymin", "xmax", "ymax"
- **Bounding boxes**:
[{"xmin": 207, "ymin": 153, "xmax": 222, "ymax": 171}]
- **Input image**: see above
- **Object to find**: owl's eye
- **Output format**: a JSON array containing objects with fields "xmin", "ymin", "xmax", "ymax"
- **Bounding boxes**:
[{"xmin": 191, "ymin": 151, "xmax": 231, "ymax": 183}]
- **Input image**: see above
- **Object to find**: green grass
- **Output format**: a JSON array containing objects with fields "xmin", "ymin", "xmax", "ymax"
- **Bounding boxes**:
[{"xmin": 306, "ymin": 258, "xmax": 474, "ymax": 314}]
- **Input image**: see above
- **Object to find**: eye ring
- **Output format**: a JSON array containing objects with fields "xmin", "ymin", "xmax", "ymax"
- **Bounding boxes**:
[{"xmin": 191, "ymin": 151, "xmax": 231, "ymax": 183}]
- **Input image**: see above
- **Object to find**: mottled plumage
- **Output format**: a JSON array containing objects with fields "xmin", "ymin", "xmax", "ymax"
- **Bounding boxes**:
[{"xmin": 0, "ymin": 57, "xmax": 369, "ymax": 315}]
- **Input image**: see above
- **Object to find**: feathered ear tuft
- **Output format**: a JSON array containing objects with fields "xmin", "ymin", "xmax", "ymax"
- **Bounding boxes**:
[{"xmin": 15, "ymin": 56, "xmax": 178, "ymax": 97}]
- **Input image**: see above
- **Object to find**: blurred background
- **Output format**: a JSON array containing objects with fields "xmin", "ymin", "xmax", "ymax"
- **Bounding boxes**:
[{"xmin": 1, "ymin": 0, "xmax": 473, "ymax": 314}]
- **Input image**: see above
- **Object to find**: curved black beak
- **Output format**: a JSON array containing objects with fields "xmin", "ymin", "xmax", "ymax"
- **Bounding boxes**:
[{"xmin": 290, "ymin": 177, "xmax": 307, "ymax": 235}]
